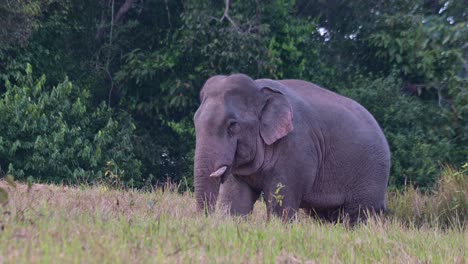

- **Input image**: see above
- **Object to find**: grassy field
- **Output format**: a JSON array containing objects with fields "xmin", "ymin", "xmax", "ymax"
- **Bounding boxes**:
[{"xmin": 0, "ymin": 179, "xmax": 466, "ymax": 263}]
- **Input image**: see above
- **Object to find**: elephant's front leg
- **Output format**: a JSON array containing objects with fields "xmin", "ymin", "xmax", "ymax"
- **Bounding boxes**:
[
  {"xmin": 265, "ymin": 181, "xmax": 301, "ymax": 221},
  {"xmin": 217, "ymin": 174, "xmax": 260, "ymax": 216}
]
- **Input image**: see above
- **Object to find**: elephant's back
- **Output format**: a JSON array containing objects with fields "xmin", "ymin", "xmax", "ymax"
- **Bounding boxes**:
[
  {"xmin": 278, "ymin": 79, "xmax": 390, "ymax": 162},
  {"xmin": 278, "ymin": 79, "xmax": 356, "ymax": 109},
  {"xmin": 278, "ymin": 79, "xmax": 383, "ymax": 134}
]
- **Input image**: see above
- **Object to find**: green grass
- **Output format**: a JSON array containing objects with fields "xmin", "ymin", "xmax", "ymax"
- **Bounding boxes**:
[{"xmin": 0, "ymin": 179, "xmax": 466, "ymax": 264}]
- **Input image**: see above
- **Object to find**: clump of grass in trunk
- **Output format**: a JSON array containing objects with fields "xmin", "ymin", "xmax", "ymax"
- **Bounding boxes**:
[{"xmin": 388, "ymin": 163, "xmax": 467, "ymax": 228}]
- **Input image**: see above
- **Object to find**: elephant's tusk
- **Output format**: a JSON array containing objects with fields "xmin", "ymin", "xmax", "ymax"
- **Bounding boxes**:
[{"xmin": 209, "ymin": 166, "xmax": 227, "ymax": 177}]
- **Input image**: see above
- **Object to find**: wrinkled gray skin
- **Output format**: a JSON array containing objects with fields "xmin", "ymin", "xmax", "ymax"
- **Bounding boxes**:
[{"xmin": 193, "ymin": 74, "xmax": 390, "ymax": 223}]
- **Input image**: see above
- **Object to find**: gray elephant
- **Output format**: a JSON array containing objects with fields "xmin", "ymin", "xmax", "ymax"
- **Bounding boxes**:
[{"xmin": 193, "ymin": 74, "xmax": 390, "ymax": 223}]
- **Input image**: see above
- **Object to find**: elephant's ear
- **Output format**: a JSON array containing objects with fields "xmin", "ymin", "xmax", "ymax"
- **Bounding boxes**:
[{"xmin": 258, "ymin": 82, "xmax": 294, "ymax": 145}]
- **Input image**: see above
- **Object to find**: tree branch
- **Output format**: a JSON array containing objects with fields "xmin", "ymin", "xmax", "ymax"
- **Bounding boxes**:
[
  {"xmin": 95, "ymin": 0, "xmax": 136, "ymax": 42},
  {"xmin": 164, "ymin": 0, "xmax": 172, "ymax": 29},
  {"xmin": 95, "ymin": 10, "xmax": 106, "ymax": 41},
  {"xmin": 219, "ymin": 0, "xmax": 241, "ymax": 33},
  {"xmin": 107, "ymin": 0, "xmax": 115, "ymax": 107},
  {"xmin": 114, "ymin": 0, "xmax": 136, "ymax": 24}
]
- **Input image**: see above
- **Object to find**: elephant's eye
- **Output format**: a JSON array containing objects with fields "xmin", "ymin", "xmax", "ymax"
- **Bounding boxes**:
[{"xmin": 227, "ymin": 120, "xmax": 240, "ymax": 135}]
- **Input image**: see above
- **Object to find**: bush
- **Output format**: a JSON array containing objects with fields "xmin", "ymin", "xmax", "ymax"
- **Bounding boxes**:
[
  {"xmin": 0, "ymin": 65, "xmax": 143, "ymax": 186},
  {"xmin": 387, "ymin": 163, "xmax": 467, "ymax": 228},
  {"xmin": 341, "ymin": 75, "xmax": 464, "ymax": 189}
]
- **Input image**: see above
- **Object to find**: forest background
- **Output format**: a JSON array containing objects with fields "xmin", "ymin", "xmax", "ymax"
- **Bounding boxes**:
[{"xmin": 0, "ymin": 0, "xmax": 466, "ymax": 191}]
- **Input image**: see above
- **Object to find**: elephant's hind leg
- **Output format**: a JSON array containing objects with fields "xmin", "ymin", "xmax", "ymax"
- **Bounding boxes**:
[{"xmin": 342, "ymin": 194, "xmax": 387, "ymax": 226}]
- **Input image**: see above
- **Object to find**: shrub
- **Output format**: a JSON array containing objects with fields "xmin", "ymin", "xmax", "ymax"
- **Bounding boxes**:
[
  {"xmin": 0, "ymin": 65, "xmax": 142, "ymax": 186},
  {"xmin": 341, "ymin": 75, "xmax": 463, "ymax": 189},
  {"xmin": 431, "ymin": 164, "xmax": 467, "ymax": 227},
  {"xmin": 387, "ymin": 163, "xmax": 467, "ymax": 228}
]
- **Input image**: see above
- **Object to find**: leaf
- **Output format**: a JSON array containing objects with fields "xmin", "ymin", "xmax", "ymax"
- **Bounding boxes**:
[
  {"xmin": 442, "ymin": 35, "xmax": 451, "ymax": 45},
  {"xmin": 27, "ymin": 177, "xmax": 33, "ymax": 192},
  {"xmin": 6, "ymin": 175, "xmax": 16, "ymax": 189},
  {"xmin": 147, "ymin": 200, "xmax": 155, "ymax": 209},
  {"xmin": 0, "ymin": 187, "xmax": 8, "ymax": 205},
  {"xmin": 396, "ymin": 55, "xmax": 402, "ymax": 63}
]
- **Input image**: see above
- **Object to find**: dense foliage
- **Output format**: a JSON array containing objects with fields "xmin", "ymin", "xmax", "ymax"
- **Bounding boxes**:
[
  {"xmin": 0, "ymin": 64, "xmax": 142, "ymax": 186},
  {"xmin": 0, "ymin": 0, "xmax": 466, "ymax": 189}
]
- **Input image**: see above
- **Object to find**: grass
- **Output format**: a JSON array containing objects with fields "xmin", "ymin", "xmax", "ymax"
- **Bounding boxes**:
[
  {"xmin": 0, "ymin": 166, "xmax": 466, "ymax": 263},
  {"xmin": 388, "ymin": 165, "xmax": 467, "ymax": 228}
]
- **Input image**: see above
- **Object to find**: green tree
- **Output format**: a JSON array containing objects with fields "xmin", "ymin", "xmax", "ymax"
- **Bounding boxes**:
[
  {"xmin": 0, "ymin": 0, "xmax": 466, "ymax": 190},
  {"xmin": 0, "ymin": 65, "xmax": 142, "ymax": 186}
]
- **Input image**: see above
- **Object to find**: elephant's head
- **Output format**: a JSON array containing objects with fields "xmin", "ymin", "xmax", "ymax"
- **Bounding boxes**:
[{"xmin": 193, "ymin": 74, "xmax": 294, "ymax": 213}]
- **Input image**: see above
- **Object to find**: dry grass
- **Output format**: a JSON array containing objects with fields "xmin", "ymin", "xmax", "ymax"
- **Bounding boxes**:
[
  {"xmin": 0, "ymin": 178, "xmax": 466, "ymax": 263},
  {"xmin": 388, "ymin": 165, "xmax": 467, "ymax": 228}
]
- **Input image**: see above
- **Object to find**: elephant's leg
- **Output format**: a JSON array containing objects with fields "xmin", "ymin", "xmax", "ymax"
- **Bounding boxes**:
[
  {"xmin": 344, "ymin": 169, "xmax": 388, "ymax": 225},
  {"xmin": 264, "ymin": 182, "xmax": 301, "ymax": 221},
  {"xmin": 342, "ymin": 204, "xmax": 369, "ymax": 226},
  {"xmin": 304, "ymin": 208, "xmax": 342, "ymax": 223},
  {"xmin": 217, "ymin": 174, "xmax": 260, "ymax": 216},
  {"xmin": 343, "ymin": 194, "xmax": 386, "ymax": 226}
]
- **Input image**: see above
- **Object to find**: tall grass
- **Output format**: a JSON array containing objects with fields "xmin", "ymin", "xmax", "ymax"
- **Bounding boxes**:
[
  {"xmin": 388, "ymin": 164, "xmax": 467, "ymax": 228},
  {"xmin": 0, "ymin": 165, "xmax": 466, "ymax": 263}
]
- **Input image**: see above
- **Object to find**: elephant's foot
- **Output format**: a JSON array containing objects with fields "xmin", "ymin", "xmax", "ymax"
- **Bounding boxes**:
[{"xmin": 341, "ymin": 204, "xmax": 387, "ymax": 227}]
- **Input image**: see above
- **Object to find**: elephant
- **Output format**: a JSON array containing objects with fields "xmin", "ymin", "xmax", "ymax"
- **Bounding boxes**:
[{"xmin": 193, "ymin": 74, "xmax": 390, "ymax": 223}]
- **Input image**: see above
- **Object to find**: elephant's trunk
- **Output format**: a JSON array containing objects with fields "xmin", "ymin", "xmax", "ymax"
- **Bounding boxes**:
[{"xmin": 194, "ymin": 149, "xmax": 221, "ymax": 213}]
